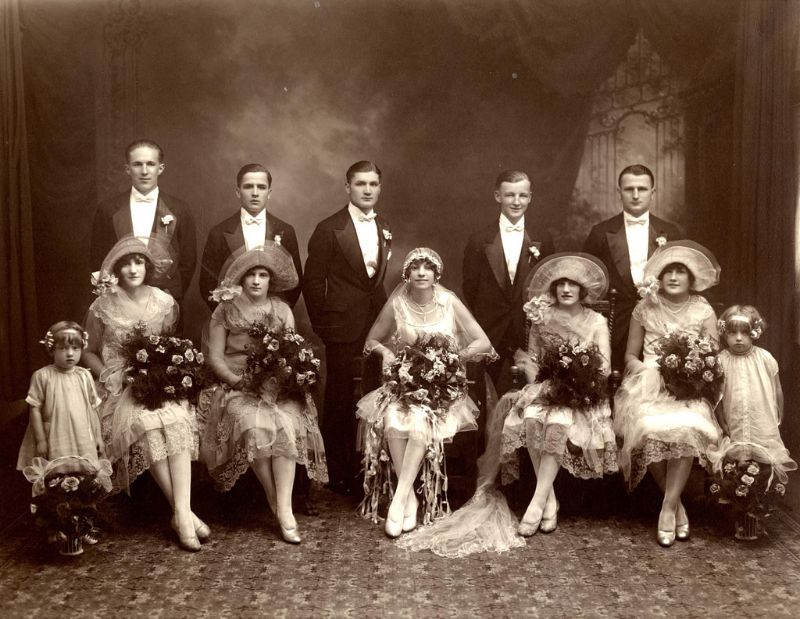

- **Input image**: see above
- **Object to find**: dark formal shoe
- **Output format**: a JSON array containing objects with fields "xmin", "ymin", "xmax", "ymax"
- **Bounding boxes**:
[
  {"xmin": 172, "ymin": 516, "xmax": 201, "ymax": 552},
  {"xmin": 539, "ymin": 502, "xmax": 559, "ymax": 534},
  {"xmin": 676, "ymin": 522, "xmax": 690, "ymax": 541},
  {"xmin": 657, "ymin": 529, "xmax": 676, "ymax": 547}
]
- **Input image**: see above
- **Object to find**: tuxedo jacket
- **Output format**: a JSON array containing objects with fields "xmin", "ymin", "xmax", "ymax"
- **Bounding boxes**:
[
  {"xmin": 199, "ymin": 211, "xmax": 302, "ymax": 310},
  {"xmin": 462, "ymin": 220, "xmax": 555, "ymax": 356},
  {"xmin": 303, "ymin": 207, "xmax": 391, "ymax": 345},
  {"xmin": 582, "ymin": 212, "xmax": 684, "ymax": 366},
  {"xmin": 89, "ymin": 191, "xmax": 197, "ymax": 300}
]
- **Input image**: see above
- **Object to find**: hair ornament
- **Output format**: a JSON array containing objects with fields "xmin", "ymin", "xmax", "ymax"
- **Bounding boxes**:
[
  {"xmin": 402, "ymin": 248, "xmax": 443, "ymax": 282},
  {"xmin": 39, "ymin": 331, "xmax": 55, "ymax": 351},
  {"xmin": 91, "ymin": 271, "xmax": 119, "ymax": 297},
  {"xmin": 637, "ymin": 276, "xmax": 661, "ymax": 303},
  {"xmin": 39, "ymin": 327, "xmax": 89, "ymax": 352},
  {"xmin": 718, "ymin": 315, "xmax": 763, "ymax": 340}
]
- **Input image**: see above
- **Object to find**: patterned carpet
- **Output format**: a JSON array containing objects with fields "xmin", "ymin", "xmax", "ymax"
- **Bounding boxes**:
[{"xmin": 1, "ymin": 472, "xmax": 799, "ymax": 619}]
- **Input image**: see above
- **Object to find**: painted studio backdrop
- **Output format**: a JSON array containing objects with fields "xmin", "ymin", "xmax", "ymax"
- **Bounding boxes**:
[{"xmin": 3, "ymin": 0, "xmax": 798, "ymax": 449}]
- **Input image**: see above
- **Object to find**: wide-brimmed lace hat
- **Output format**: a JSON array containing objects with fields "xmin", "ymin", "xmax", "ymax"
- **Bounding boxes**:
[
  {"xmin": 216, "ymin": 242, "xmax": 298, "ymax": 297},
  {"xmin": 643, "ymin": 240, "xmax": 720, "ymax": 292},
  {"xmin": 92, "ymin": 235, "xmax": 174, "ymax": 296},
  {"xmin": 524, "ymin": 252, "xmax": 609, "ymax": 303}
]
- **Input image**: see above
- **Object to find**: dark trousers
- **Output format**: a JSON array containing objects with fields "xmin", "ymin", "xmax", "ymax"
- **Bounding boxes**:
[{"xmin": 320, "ymin": 337, "xmax": 366, "ymax": 489}]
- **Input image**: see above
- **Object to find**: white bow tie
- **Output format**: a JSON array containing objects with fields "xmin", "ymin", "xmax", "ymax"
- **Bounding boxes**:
[
  {"xmin": 357, "ymin": 211, "xmax": 377, "ymax": 222},
  {"xmin": 244, "ymin": 215, "xmax": 264, "ymax": 226},
  {"xmin": 505, "ymin": 223, "xmax": 523, "ymax": 232},
  {"xmin": 625, "ymin": 217, "xmax": 647, "ymax": 226},
  {"xmin": 133, "ymin": 194, "xmax": 155, "ymax": 203}
]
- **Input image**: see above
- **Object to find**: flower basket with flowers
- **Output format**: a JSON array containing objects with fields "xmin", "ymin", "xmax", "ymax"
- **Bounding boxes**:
[
  {"xmin": 242, "ymin": 321, "xmax": 321, "ymax": 401},
  {"xmin": 654, "ymin": 330, "xmax": 723, "ymax": 403},
  {"xmin": 534, "ymin": 333, "xmax": 608, "ymax": 411},
  {"xmin": 707, "ymin": 455, "xmax": 786, "ymax": 539},
  {"xmin": 121, "ymin": 324, "xmax": 206, "ymax": 410},
  {"xmin": 360, "ymin": 333, "xmax": 469, "ymax": 525},
  {"xmin": 23, "ymin": 456, "xmax": 113, "ymax": 555}
]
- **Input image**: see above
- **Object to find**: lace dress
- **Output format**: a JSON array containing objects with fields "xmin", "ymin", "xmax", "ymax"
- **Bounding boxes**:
[
  {"xmin": 86, "ymin": 286, "xmax": 198, "ymax": 491},
  {"xmin": 197, "ymin": 296, "xmax": 327, "ymax": 491},
  {"xmin": 501, "ymin": 307, "xmax": 617, "ymax": 481},
  {"xmin": 614, "ymin": 295, "xmax": 721, "ymax": 489},
  {"xmin": 711, "ymin": 347, "xmax": 797, "ymax": 473},
  {"xmin": 17, "ymin": 365, "xmax": 102, "ymax": 468}
]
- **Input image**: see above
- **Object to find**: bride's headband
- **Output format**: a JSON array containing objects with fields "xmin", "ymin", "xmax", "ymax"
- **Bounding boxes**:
[
  {"xmin": 402, "ymin": 248, "xmax": 443, "ymax": 282},
  {"xmin": 718, "ymin": 314, "xmax": 763, "ymax": 340}
]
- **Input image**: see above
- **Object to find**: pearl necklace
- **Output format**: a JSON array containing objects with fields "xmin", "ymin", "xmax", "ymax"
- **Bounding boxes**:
[
  {"xmin": 661, "ymin": 295, "xmax": 691, "ymax": 316},
  {"xmin": 404, "ymin": 294, "xmax": 437, "ymax": 319}
]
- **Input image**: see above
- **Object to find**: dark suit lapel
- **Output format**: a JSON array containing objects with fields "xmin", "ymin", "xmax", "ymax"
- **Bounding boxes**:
[
  {"xmin": 112, "ymin": 196, "xmax": 133, "ymax": 239},
  {"xmin": 334, "ymin": 213, "xmax": 370, "ymax": 283},
  {"xmin": 647, "ymin": 215, "xmax": 670, "ymax": 257},
  {"xmin": 151, "ymin": 197, "xmax": 176, "ymax": 243},
  {"xmin": 373, "ymin": 218, "xmax": 391, "ymax": 288},
  {"xmin": 607, "ymin": 223, "xmax": 635, "ymax": 290},
  {"xmin": 513, "ymin": 230, "xmax": 540, "ymax": 293},
  {"xmin": 484, "ymin": 230, "xmax": 510, "ymax": 295},
  {"xmin": 224, "ymin": 214, "xmax": 246, "ymax": 255}
]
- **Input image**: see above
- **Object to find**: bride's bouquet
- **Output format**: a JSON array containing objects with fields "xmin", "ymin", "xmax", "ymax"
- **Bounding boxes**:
[
  {"xmin": 382, "ymin": 333, "xmax": 468, "ymax": 419},
  {"xmin": 243, "ymin": 321, "xmax": 320, "ymax": 400},
  {"xmin": 122, "ymin": 324, "xmax": 206, "ymax": 409},
  {"xmin": 654, "ymin": 330, "xmax": 723, "ymax": 402},
  {"xmin": 535, "ymin": 333, "xmax": 607, "ymax": 411}
]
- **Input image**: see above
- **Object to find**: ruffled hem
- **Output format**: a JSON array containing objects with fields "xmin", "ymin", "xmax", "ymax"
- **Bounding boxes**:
[
  {"xmin": 199, "ymin": 386, "xmax": 328, "ymax": 491},
  {"xmin": 356, "ymin": 387, "xmax": 478, "ymax": 447},
  {"xmin": 625, "ymin": 439, "xmax": 711, "ymax": 489},
  {"xmin": 108, "ymin": 398, "xmax": 197, "ymax": 461}
]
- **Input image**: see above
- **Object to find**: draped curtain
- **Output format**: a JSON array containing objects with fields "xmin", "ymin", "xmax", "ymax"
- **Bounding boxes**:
[{"xmin": 0, "ymin": 0, "xmax": 37, "ymax": 401}]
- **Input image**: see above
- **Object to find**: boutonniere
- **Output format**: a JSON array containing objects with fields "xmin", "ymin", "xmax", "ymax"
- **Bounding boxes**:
[
  {"xmin": 655, "ymin": 234, "xmax": 667, "ymax": 247},
  {"xmin": 527, "ymin": 242, "xmax": 541, "ymax": 263},
  {"xmin": 160, "ymin": 214, "xmax": 175, "ymax": 232},
  {"xmin": 273, "ymin": 233, "xmax": 282, "ymax": 246},
  {"xmin": 382, "ymin": 229, "xmax": 392, "ymax": 243}
]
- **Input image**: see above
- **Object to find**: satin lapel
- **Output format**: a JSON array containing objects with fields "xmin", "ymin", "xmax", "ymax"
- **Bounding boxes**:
[
  {"xmin": 484, "ymin": 232, "xmax": 510, "ymax": 294},
  {"xmin": 334, "ymin": 216, "xmax": 369, "ymax": 282},
  {"xmin": 514, "ymin": 230, "xmax": 535, "ymax": 293},
  {"xmin": 607, "ymin": 226, "xmax": 635, "ymax": 290},
  {"xmin": 224, "ymin": 221, "xmax": 245, "ymax": 255},
  {"xmin": 647, "ymin": 218, "xmax": 667, "ymax": 257},
  {"xmin": 112, "ymin": 199, "xmax": 133, "ymax": 239},
  {"xmin": 264, "ymin": 215, "xmax": 274, "ymax": 242},
  {"xmin": 373, "ymin": 219, "xmax": 391, "ymax": 287},
  {"xmin": 151, "ymin": 198, "xmax": 176, "ymax": 243}
]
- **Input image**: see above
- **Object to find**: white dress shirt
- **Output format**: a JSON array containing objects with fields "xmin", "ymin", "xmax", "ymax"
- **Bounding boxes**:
[
  {"xmin": 241, "ymin": 208, "xmax": 267, "ymax": 251},
  {"xmin": 499, "ymin": 214, "xmax": 524, "ymax": 284},
  {"xmin": 624, "ymin": 211, "xmax": 650, "ymax": 285},
  {"xmin": 130, "ymin": 187, "xmax": 159, "ymax": 245},
  {"xmin": 348, "ymin": 203, "xmax": 379, "ymax": 278}
]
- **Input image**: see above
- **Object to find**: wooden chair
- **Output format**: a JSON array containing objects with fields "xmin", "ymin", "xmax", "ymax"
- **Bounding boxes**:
[{"xmin": 353, "ymin": 354, "xmax": 488, "ymax": 497}]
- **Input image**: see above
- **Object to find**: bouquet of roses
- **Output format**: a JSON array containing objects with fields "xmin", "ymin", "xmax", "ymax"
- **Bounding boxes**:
[
  {"xmin": 382, "ymin": 333, "xmax": 468, "ymax": 420},
  {"xmin": 26, "ymin": 456, "xmax": 112, "ymax": 541},
  {"xmin": 122, "ymin": 324, "xmax": 206, "ymax": 409},
  {"xmin": 707, "ymin": 457, "xmax": 785, "ymax": 518},
  {"xmin": 534, "ymin": 333, "xmax": 608, "ymax": 411},
  {"xmin": 243, "ymin": 322, "xmax": 320, "ymax": 400},
  {"xmin": 654, "ymin": 330, "xmax": 723, "ymax": 402}
]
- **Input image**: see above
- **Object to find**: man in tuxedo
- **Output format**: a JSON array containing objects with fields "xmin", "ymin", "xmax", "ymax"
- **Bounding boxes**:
[
  {"xmin": 582, "ymin": 164, "xmax": 684, "ymax": 371},
  {"xmin": 462, "ymin": 170, "xmax": 555, "ymax": 393},
  {"xmin": 90, "ymin": 139, "xmax": 197, "ymax": 309},
  {"xmin": 303, "ymin": 161, "xmax": 391, "ymax": 495},
  {"xmin": 199, "ymin": 164, "xmax": 302, "ymax": 309}
]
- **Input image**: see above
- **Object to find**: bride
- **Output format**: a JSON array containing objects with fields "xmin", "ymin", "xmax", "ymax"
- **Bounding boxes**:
[{"xmin": 355, "ymin": 248, "xmax": 495, "ymax": 538}]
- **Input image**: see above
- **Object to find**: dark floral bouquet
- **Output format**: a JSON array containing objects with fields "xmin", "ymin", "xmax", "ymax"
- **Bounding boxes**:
[
  {"xmin": 243, "ymin": 322, "xmax": 321, "ymax": 400},
  {"xmin": 707, "ymin": 457, "xmax": 785, "ymax": 518},
  {"xmin": 382, "ymin": 333, "xmax": 468, "ymax": 420},
  {"xmin": 26, "ymin": 456, "xmax": 113, "ymax": 541},
  {"xmin": 534, "ymin": 333, "xmax": 608, "ymax": 411},
  {"xmin": 122, "ymin": 323, "xmax": 206, "ymax": 409},
  {"xmin": 654, "ymin": 330, "xmax": 723, "ymax": 402}
]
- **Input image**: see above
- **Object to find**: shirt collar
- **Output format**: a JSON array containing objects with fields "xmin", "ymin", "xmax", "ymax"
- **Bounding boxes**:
[
  {"xmin": 348, "ymin": 202, "xmax": 375, "ymax": 220},
  {"xmin": 499, "ymin": 213, "xmax": 525, "ymax": 229},
  {"xmin": 131, "ymin": 187, "xmax": 159, "ymax": 203},
  {"xmin": 240, "ymin": 208, "xmax": 266, "ymax": 222},
  {"xmin": 623, "ymin": 211, "xmax": 650, "ymax": 225}
]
